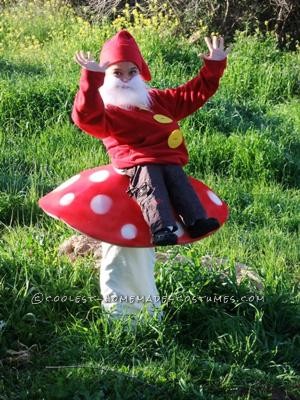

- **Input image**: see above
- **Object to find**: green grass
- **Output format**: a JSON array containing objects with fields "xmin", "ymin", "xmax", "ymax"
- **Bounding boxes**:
[{"xmin": 0, "ymin": 1, "xmax": 299, "ymax": 399}]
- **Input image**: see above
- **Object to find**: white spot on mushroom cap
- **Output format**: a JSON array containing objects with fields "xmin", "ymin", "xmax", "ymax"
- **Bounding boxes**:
[
  {"xmin": 89, "ymin": 170, "xmax": 110, "ymax": 182},
  {"xmin": 59, "ymin": 192, "xmax": 75, "ymax": 206},
  {"xmin": 90, "ymin": 195, "xmax": 112, "ymax": 214},
  {"xmin": 121, "ymin": 224, "xmax": 137, "ymax": 239},
  {"xmin": 207, "ymin": 190, "xmax": 222, "ymax": 206},
  {"xmin": 53, "ymin": 174, "xmax": 81, "ymax": 192},
  {"xmin": 175, "ymin": 221, "xmax": 185, "ymax": 237}
]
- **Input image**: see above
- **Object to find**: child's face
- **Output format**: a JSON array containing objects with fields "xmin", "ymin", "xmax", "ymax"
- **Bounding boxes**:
[{"xmin": 105, "ymin": 61, "xmax": 140, "ymax": 83}]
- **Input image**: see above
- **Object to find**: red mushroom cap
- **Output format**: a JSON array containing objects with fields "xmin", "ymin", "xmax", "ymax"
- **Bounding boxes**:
[{"xmin": 38, "ymin": 164, "xmax": 229, "ymax": 247}]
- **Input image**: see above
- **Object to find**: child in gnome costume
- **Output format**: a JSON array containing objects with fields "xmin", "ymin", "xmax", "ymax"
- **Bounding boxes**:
[
  {"xmin": 72, "ymin": 30, "xmax": 230, "ymax": 318},
  {"xmin": 73, "ymin": 30, "xmax": 230, "ymax": 246}
]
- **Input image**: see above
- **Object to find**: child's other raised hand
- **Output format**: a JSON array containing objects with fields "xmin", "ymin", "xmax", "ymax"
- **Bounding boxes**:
[
  {"xmin": 200, "ymin": 36, "xmax": 231, "ymax": 61},
  {"xmin": 74, "ymin": 51, "xmax": 109, "ymax": 72}
]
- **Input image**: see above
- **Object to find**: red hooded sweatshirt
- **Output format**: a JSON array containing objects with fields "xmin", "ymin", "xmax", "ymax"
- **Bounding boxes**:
[{"xmin": 72, "ymin": 58, "xmax": 226, "ymax": 169}]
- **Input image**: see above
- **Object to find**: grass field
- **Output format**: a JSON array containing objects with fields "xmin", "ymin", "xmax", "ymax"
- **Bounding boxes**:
[{"xmin": 0, "ymin": 1, "xmax": 299, "ymax": 399}]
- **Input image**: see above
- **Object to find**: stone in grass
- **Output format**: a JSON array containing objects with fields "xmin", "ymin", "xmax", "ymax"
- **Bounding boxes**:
[
  {"xmin": 0, "ymin": 341, "xmax": 38, "ymax": 367},
  {"xmin": 58, "ymin": 234, "xmax": 102, "ymax": 263},
  {"xmin": 0, "ymin": 320, "xmax": 6, "ymax": 331}
]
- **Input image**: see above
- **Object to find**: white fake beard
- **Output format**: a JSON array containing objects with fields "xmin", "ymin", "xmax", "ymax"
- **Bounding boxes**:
[{"xmin": 99, "ymin": 74, "xmax": 152, "ymax": 110}]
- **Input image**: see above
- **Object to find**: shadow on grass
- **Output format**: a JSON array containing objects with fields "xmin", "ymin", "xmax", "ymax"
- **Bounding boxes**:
[
  {"xmin": 164, "ymin": 290, "xmax": 300, "ymax": 370},
  {"xmin": 1, "ymin": 251, "xmax": 299, "ymax": 399},
  {"xmin": 3, "ymin": 363, "xmax": 300, "ymax": 400},
  {"xmin": 0, "ymin": 58, "xmax": 45, "ymax": 77},
  {"xmin": 193, "ymin": 98, "xmax": 295, "ymax": 138},
  {"xmin": 2, "ymin": 365, "xmax": 192, "ymax": 400},
  {"xmin": 0, "ymin": 174, "xmax": 51, "ymax": 227},
  {"xmin": 2, "ymin": 293, "xmax": 299, "ymax": 399},
  {"xmin": 186, "ymin": 99, "xmax": 300, "ymax": 188}
]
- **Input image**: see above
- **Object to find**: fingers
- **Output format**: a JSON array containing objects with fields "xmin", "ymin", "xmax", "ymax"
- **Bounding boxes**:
[
  {"xmin": 204, "ymin": 37, "xmax": 213, "ymax": 52},
  {"xmin": 205, "ymin": 35, "xmax": 226, "ymax": 50},
  {"xmin": 74, "ymin": 50, "xmax": 95, "ymax": 66},
  {"xmin": 79, "ymin": 50, "xmax": 94, "ymax": 61},
  {"xmin": 212, "ymin": 35, "xmax": 218, "ymax": 48},
  {"xmin": 201, "ymin": 36, "xmax": 231, "ymax": 61},
  {"xmin": 74, "ymin": 52, "xmax": 83, "ymax": 66},
  {"xmin": 200, "ymin": 55, "xmax": 210, "ymax": 61},
  {"xmin": 78, "ymin": 50, "xmax": 87, "ymax": 60},
  {"xmin": 219, "ymin": 36, "xmax": 224, "ymax": 51},
  {"xmin": 74, "ymin": 51, "xmax": 86, "ymax": 66},
  {"xmin": 198, "ymin": 53, "xmax": 209, "ymax": 60}
]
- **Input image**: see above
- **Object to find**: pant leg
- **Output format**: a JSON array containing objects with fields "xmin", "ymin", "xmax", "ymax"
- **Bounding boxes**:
[
  {"xmin": 163, "ymin": 165, "xmax": 207, "ymax": 226},
  {"xmin": 125, "ymin": 165, "xmax": 176, "ymax": 233},
  {"xmin": 100, "ymin": 242, "xmax": 162, "ymax": 319}
]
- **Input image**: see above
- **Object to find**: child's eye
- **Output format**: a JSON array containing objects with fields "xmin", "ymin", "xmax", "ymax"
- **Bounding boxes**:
[
  {"xmin": 130, "ymin": 70, "xmax": 137, "ymax": 75},
  {"xmin": 114, "ymin": 71, "xmax": 121, "ymax": 76}
]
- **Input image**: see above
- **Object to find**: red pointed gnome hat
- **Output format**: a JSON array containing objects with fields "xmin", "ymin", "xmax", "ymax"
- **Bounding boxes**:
[{"xmin": 100, "ymin": 30, "xmax": 151, "ymax": 81}]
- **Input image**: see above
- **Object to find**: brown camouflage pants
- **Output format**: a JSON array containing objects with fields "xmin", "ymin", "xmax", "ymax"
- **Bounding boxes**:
[{"xmin": 124, "ymin": 164, "xmax": 207, "ymax": 233}]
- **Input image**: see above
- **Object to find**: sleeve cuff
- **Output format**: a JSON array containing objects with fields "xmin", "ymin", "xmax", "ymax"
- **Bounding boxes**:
[
  {"xmin": 202, "ymin": 58, "xmax": 227, "ymax": 78},
  {"xmin": 80, "ymin": 68, "xmax": 105, "ymax": 88}
]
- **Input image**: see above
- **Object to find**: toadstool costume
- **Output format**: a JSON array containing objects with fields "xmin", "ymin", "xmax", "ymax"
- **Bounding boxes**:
[
  {"xmin": 38, "ymin": 30, "xmax": 229, "ymax": 319},
  {"xmin": 39, "ymin": 164, "xmax": 228, "ymax": 247}
]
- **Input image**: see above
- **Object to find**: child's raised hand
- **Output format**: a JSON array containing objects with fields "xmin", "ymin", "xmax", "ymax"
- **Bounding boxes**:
[
  {"xmin": 74, "ymin": 51, "xmax": 109, "ymax": 72},
  {"xmin": 200, "ymin": 36, "xmax": 231, "ymax": 61}
]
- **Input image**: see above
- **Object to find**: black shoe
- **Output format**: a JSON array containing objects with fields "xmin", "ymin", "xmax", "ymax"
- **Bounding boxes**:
[
  {"xmin": 187, "ymin": 218, "xmax": 220, "ymax": 238},
  {"xmin": 152, "ymin": 228, "xmax": 178, "ymax": 246}
]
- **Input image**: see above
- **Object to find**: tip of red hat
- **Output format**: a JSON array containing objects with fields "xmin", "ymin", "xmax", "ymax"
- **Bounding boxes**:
[
  {"xmin": 118, "ymin": 30, "xmax": 132, "ymax": 39},
  {"xmin": 100, "ymin": 29, "xmax": 152, "ymax": 82}
]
